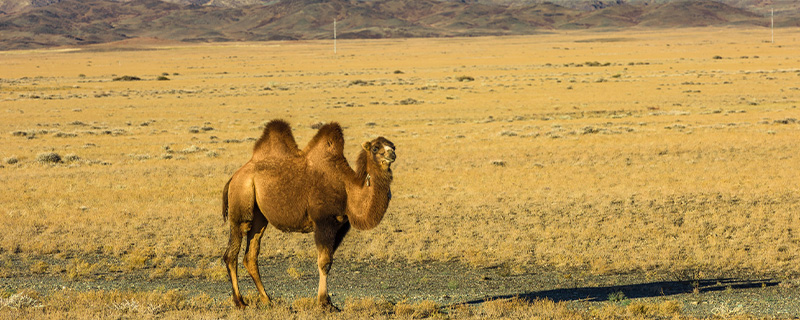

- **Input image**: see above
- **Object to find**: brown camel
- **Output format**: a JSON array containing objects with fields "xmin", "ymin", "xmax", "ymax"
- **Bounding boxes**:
[{"xmin": 221, "ymin": 119, "xmax": 396, "ymax": 309}]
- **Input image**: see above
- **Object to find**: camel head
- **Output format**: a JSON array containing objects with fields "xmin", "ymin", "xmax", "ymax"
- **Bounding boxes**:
[{"xmin": 361, "ymin": 137, "xmax": 396, "ymax": 171}]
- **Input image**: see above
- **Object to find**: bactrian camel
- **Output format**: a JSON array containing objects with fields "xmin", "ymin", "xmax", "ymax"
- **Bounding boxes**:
[{"xmin": 222, "ymin": 119, "xmax": 396, "ymax": 309}]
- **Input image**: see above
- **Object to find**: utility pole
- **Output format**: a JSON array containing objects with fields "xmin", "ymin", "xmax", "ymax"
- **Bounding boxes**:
[
  {"xmin": 771, "ymin": 8, "xmax": 774, "ymax": 44},
  {"xmin": 334, "ymin": 19, "xmax": 337, "ymax": 54}
]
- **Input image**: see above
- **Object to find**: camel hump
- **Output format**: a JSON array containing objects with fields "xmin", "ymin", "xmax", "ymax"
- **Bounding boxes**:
[
  {"xmin": 252, "ymin": 119, "xmax": 300, "ymax": 160},
  {"xmin": 304, "ymin": 122, "xmax": 345, "ymax": 157}
]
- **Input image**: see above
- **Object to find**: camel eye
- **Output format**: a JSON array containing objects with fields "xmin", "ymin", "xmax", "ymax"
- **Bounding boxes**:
[{"xmin": 372, "ymin": 146, "xmax": 379, "ymax": 153}]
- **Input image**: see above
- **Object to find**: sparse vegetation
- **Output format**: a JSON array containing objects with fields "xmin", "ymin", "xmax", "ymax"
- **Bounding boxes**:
[
  {"xmin": 35, "ymin": 152, "xmax": 61, "ymax": 164},
  {"xmin": 0, "ymin": 292, "xmax": 42, "ymax": 310},
  {"xmin": 0, "ymin": 28, "xmax": 798, "ymax": 318},
  {"xmin": 113, "ymin": 75, "xmax": 142, "ymax": 81},
  {"xmin": 349, "ymin": 79, "xmax": 369, "ymax": 86},
  {"xmin": 397, "ymin": 98, "xmax": 420, "ymax": 105},
  {"xmin": 608, "ymin": 291, "xmax": 628, "ymax": 302},
  {"xmin": 63, "ymin": 154, "xmax": 80, "ymax": 162},
  {"xmin": 4, "ymin": 156, "xmax": 19, "ymax": 165}
]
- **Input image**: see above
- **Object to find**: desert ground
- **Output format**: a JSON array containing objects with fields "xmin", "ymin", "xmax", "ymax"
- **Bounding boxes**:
[{"xmin": 1, "ymin": 27, "xmax": 799, "ymax": 318}]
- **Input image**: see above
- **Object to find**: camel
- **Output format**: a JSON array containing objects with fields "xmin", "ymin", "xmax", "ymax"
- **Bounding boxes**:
[{"xmin": 221, "ymin": 119, "xmax": 396, "ymax": 309}]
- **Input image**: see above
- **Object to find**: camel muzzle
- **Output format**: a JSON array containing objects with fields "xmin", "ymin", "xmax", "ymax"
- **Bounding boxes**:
[{"xmin": 385, "ymin": 150, "xmax": 396, "ymax": 163}]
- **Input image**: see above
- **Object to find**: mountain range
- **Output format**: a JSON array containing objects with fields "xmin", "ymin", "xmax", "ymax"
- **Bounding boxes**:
[{"xmin": 1, "ymin": 0, "xmax": 797, "ymax": 50}]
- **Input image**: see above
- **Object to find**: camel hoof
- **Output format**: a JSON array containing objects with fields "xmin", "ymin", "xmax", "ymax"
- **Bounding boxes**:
[
  {"xmin": 256, "ymin": 296, "xmax": 273, "ymax": 308},
  {"xmin": 233, "ymin": 299, "xmax": 248, "ymax": 309},
  {"xmin": 319, "ymin": 303, "xmax": 340, "ymax": 313},
  {"xmin": 317, "ymin": 297, "xmax": 340, "ymax": 312}
]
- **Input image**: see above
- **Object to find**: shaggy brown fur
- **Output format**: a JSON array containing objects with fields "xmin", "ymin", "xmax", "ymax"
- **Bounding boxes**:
[{"xmin": 222, "ymin": 119, "xmax": 396, "ymax": 309}]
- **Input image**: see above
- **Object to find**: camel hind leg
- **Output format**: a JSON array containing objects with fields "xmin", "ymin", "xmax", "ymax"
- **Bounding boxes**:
[
  {"xmin": 222, "ymin": 168, "xmax": 257, "ymax": 308},
  {"xmin": 243, "ymin": 209, "xmax": 271, "ymax": 305},
  {"xmin": 223, "ymin": 221, "xmax": 249, "ymax": 308}
]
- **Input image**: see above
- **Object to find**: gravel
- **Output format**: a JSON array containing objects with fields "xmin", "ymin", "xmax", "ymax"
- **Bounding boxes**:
[{"xmin": 1, "ymin": 255, "xmax": 798, "ymax": 318}]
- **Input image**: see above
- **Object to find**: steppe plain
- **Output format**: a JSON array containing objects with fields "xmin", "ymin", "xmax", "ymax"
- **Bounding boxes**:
[{"xmin": 1, "ymin": 27, "xmax": 800, "ymax": 318}]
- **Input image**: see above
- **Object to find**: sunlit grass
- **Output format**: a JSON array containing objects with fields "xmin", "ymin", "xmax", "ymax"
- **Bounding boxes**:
[{"xmin": 1, "ymin": 27, "xmax": 799, "ymax": 317}]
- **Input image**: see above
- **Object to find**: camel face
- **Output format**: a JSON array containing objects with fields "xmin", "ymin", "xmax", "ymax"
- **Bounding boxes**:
[{"xmin": 363, "ymin": 137, "xmax": 396, "ymax": 170}]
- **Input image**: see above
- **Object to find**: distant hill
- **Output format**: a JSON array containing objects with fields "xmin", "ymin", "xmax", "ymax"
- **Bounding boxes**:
[
  {"xmin": 0, "ymin": 0, "xmax": 795, "ymax": 50},
  {"xmin": 3, "ymin": 0, "xmax": 800, "ymax": 15},
  {"xmin": 640, "ymin": 1, "xmax": 764, "ymax": 27}
]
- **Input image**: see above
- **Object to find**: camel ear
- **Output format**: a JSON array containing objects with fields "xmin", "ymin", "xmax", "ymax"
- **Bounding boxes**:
[{"xmin": 361, "ymin": 141, "xmax": 371, "ymax": 152}]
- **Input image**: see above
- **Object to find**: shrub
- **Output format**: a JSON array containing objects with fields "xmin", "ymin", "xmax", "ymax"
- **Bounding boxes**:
[
  {"xmin": 113, "ymin": 75, "xmax": 141, "ymax": 81},
  {"xmin": 343, "ymin": 297, "xmax": 393, "ymax": 316},
  {"xmin": 53, "ymin": 132, "xmax": 78, "ymax": 138},
  {"xmin": 608, "ymin": 291, "xmax": 628, "ymax": 302},
  {"xmin": 30, "ymin": 261, "xmax": 49, "ymax": 274},
  {"xmin": 0, "ymin": 292, "xmax": 42, "ymax": 310},
  {"xmin": 286, "ymin": 267, "xmax": 304, "ymax": 280},
  {"xmin": 456, "ymin": 75, "xmax": 475, "ymax": 82},
  {"xmin": 129, "ymin": 154, "xmax": 151, "ymax": 161},
  {"xmin": 291, "ymin": 297, "xmax": 318, "ymax": 312},
  {"xmin": 394, "ymin": 300, "xmax": 439, "ymax": 318},
  {"xmin": 168, "ymin": 267, "xmax": 190, "ymax": 279},
  {"xmin": 180, "ymin": 145, "xmax": 204, "ymax": 154},
  {"xmin": 398, "ymin": 98, "xmax": 420, "ymax": 105},
  {"xmin": 156, "ymin": 76, "xmax": 170, "ymax": 81},
  {"xmin": 481, "ymin": 297, "xmax": 528, "ymax": 318},
  {"xmin": 63, "ymin": 154, "xmax": 81, "ymax": 162},
  {"xmin": 36, "ymin": 152, "xmax": 61, "ymax": 164}
]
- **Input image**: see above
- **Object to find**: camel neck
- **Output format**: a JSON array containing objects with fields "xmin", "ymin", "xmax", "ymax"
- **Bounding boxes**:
[{"xmin": 345, "ymin": 152, "xmax": 392, "ymax": 230}]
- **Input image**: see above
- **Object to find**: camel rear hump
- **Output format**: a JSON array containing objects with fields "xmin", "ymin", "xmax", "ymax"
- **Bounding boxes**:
[{"xmin": 251, "ymin": 119, "xmax": 301, "ymax": 161}]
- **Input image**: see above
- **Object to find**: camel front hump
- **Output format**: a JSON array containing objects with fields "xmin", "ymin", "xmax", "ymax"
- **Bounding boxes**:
[{"xmin": 252, "ymin": 160, "xmax": 314, "ymax": 233}]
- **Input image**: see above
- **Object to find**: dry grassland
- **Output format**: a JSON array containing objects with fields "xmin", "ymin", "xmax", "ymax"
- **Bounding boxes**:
[{"xmin": 1, "ymin": 27, "xmax": 800, "ymax": 318}]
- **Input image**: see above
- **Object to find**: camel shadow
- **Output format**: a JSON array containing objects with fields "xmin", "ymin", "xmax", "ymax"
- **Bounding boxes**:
[{"xmin": 464, "ymin": 278, "xmax": 779, "ymax": 305}]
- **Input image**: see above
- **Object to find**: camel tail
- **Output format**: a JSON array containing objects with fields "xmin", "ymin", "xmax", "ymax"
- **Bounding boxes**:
[{"xmin": 222, "ymin": 177, "xmax": 232, "ymax": 222}]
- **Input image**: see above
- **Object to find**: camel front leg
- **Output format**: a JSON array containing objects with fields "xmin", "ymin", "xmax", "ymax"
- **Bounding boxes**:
[
  {"xmin": 314, "ymin": 228, "xmax": 338, "ymax": 310},
  {"xmin": 316, "ymin": 248, "xmax": 336, "ymax": 309},
  {"xmin": 313, "ymin": 222, "xmax": 350, "ymax": 311}
]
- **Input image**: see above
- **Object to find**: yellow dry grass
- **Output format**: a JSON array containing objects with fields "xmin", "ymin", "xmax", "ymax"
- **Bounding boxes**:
[
  {"xmin": 1, "ymin": 27, "xmax": 799, "ymax": 317},
  {"xmin": 1, "ymin": 287, "xmax": 690, "ymax": 320}
]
